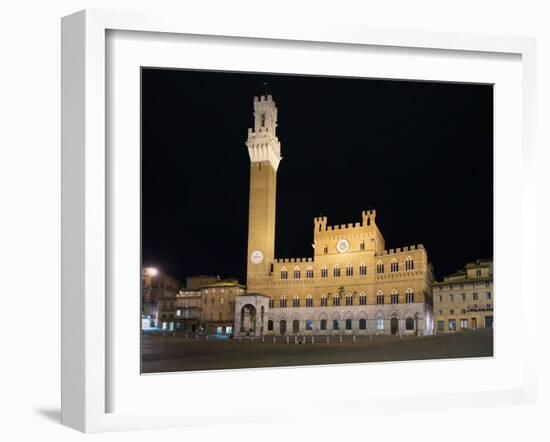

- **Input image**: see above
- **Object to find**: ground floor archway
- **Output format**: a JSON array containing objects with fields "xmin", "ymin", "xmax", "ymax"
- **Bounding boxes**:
[
  {"xmin": 240, "ymin": 304, "xmax": 257, "ymax": 335},
  {"xmin": 390, "ymin": 317, "xmax": 399, "ymax": 335}
]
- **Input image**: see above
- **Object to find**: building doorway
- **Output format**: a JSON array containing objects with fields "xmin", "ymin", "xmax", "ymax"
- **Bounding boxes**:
[
  {"xmin": 390, "ymin": 317, "xmax": 399, "ymax": 335},
  {"xmin": 240, "ymin": 304, "xmax": 257, "ymax": 335},
  {"xmin": 471, "ymin": 318, "xmax": 477, "ymax": 329}
]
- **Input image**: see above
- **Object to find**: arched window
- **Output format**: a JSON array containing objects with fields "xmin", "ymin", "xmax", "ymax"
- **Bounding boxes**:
[
  {"xmin": 376, "ymin": 261, "xmax": 384, "ymax": 274},
  {"xmin": 293, "ymin": 267, "xmax": 301, "ymax": 279},
  {"xmin": 346, "ymin": 263, "xmax": 353, "ymax": 277},
  {"xmin": 292, "ymin": 320, "xmax": 300, "ymax": 333},
  {"xmin": 390, "ymin": 259, "xmax": 399, "ymax": 272},
  {"xmin": 323, "ymin": 245, "xmax": 328, "ymax": 254},
  {"xmin": 391, "ymin": 290, "xmax": 399, "ymax": 304},
  {"xmin": 306, "ymin": 266, "xmax": 314, "ymax": 278},
  {"xmin": 405, "ymin": 317, "xmax": 415, "ymax": 330},
  {"xmin": 359, "ymin": 264, "xmax": 367, "ymax": 276},
  {"xmin": 333, "ymin": 319, "xmax": 340, "ymax": 330},
  {"xmin": 345, "ymin": 319, "xmax": 353, "ymax": 330},
  {"xmin": 359, "ymin": 318, "xmax": 367, "ymax": 330},
  {"xmin": 359, "ymin": 292, "xmax": 367, "ymax": 305},
  {"xmin": 346, "ymin": 293, "xmax": 353, "ymax": 306},
  {"xmin": 267, "ymin": 320, "xmax": 274, "ymax": 331},
  {"xmin": 292, "ymin": 295, "xmax": 300, "ymax": 308},
  {"xmin": 376, "ymin": 291, "xmax": 384, "ymax": 305},
  {"xmin": 360, "ymin": 241, "xmax": 365, "ymax": 251},
  {"xmin": 333, "ymin": 265, "xmax": 341, "ymax": 277},
  {"xmin": 406, "ymin": 289, "xmax": 414, "ymax": 304},
  {"xmin": 280, "ymin": 320, "xmax": 287, "ymax": 334},
  {"xmin": 269, "ymin": 298, "xmax": 274, "ymax": 308},
  {"xmin": 279, "ymin": 296, "xmax": 287, "ymax": 308},
  {"xmin": 305, "ymin": 319, "xmax": 313, "ymax": 331},
  {"xmin": 321, "ymin": 266, "xmax": 328, "ymax": 278},
  {"xmin": 332, "ymin": 294, "xmax": 341, "ymax": 306},
  {"xmin": 280, "ymin": 268, "xmax": 288, "ymax": 279},
  {"xmin": 320, "ymin": 294, "xmax": 328, "ymax": 307},
  {"xmin": 406, "ymin": 257, "xmax": 414, "ymax": 271},
  {"xmin": 320, "ymin": 319, "xmax": 327, "ymax": 330},
  {"xmin": 306, "ymin": 294, "xmax": 313, "ymax": 307}
]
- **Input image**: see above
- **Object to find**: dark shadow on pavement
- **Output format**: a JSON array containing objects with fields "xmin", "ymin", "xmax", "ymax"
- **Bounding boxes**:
[{"xmin": 35, "ymin": 408, "xmax": 61, "ymax": 423}]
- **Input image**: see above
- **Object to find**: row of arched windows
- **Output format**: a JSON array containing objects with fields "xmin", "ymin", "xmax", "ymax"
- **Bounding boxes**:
[
  {"xmin": 266, "ymin": 317, "xmax": 416, "ymax": 333},
  {"xmin": 280, "ymin": 258, "xmax": 415, "ymax": 280},
  {"xmin": 271, "ymin": 289, "xmax": 415, "ymax": 308}
]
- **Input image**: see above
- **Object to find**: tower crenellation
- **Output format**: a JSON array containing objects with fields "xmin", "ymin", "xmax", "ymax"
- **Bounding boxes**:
[
  {"xmin": 314, "ymin": 216, "xmax": 328, "ymax": 232},
  {"xmin": 246, "ymin": 94, "xmax": 282, "ymax": 171},
  {"xmin": 362, "ymin": 209, "xmax": 377, "ymax": 227}
]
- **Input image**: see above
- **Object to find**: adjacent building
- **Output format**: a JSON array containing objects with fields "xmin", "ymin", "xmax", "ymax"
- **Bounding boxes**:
[
  {"xmin": 432, "ymin": 259, "xmax": 493, "ymax": 333},
  {"xmin": 200, "ymin": 280, "xmax": 246, "ymax": 334},
  {"xmin": 235, "ymin": 94, "xmax": 435, "ymax": 337},
  {"xmin": 174, "ymin": 288, "xmax": 202, "ymax": 332},
  {"xmin": 141, "ymin": 267, "xmax": 181, "ymax": 329},
  {"xmin": 142, "ymin": 272, "xmax": 243, "ymax": 334}
]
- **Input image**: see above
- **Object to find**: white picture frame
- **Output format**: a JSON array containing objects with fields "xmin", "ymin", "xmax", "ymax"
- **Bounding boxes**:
[{"xmin": 61, "ymin": 9, "xmax": 537, "ymax": 433}]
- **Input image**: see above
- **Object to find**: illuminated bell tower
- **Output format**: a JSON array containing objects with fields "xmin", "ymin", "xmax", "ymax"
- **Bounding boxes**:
[{"xmin": 246, "ymin": 94, "xmax": 282, "ymax": 288}]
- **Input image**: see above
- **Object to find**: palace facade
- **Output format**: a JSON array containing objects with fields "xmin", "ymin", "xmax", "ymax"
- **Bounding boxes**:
[{"xmin": 235, "ymin": 94, "xmax": 435, "ymax": 337}]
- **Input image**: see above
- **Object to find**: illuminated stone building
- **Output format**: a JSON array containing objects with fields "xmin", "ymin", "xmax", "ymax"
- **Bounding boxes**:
[
  {"xmin": 172, "ymin": 275, "xmax": 221, "ymax": 332},
  {"xmin": 199, "ymin": 280, "xmax": 245, "ymax": 334},
  {"xmin": 141, "ymin": 267, "xmax": 181, "ymax": 329},
  {"xmin": 141, "ymin": 269, "xmax": 244, "ymax": 333},
  {"xmin": 432, "ymin": 259, "xmax": 493, "ymax": 333},
  {"xmin": 235, "ymin": 94, "xmax": 435, "ymax": 337},
  {"xmin": 174, "ymin": 289, "xmax": 202, "ymax": 332}
]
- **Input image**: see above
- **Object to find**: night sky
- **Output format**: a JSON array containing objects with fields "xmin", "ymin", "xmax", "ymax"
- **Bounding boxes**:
[{"xmin": 141, "ymin": 68, "xmax": 493, "ymax": 285}]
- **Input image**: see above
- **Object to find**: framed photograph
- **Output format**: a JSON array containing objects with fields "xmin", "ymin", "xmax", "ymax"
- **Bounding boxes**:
[
  {"xmin": 140, "ymin": 68, "xmax": 494, "ymax": 373},
  {"xmin": 61, "ymin": 9, "xmax": 537, "ymax": 432}
]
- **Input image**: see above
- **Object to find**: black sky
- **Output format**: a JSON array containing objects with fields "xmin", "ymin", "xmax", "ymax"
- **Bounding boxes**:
[{"xmin": 141, "ymin": 68, "xmax": 493, "ymax": 284}]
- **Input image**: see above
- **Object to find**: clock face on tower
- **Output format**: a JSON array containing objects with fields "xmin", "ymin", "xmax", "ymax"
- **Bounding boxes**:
[
  {"xmin": 250, "ymin": 250, "xmax": 264, "ymax": 264},
  {"xmin": 336, "ymin": 239, "xmax": 350, "ymax": 253}
]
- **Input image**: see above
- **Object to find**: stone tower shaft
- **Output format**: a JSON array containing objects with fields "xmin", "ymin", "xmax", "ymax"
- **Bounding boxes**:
[{"xmin": 246, "ymin": 95, "xmax": 282, "ymax": 288}]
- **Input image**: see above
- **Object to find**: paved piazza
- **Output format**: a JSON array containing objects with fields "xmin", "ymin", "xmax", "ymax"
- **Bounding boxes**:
[{"xmin": 141, "ymin": 328, "xmax": 493, "ymax": 373}]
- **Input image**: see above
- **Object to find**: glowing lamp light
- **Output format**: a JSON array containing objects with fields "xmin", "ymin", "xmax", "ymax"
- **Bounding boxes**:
[{"xmin": 146, "ymin": 267, "xmax": 159, "ymax": 277}]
